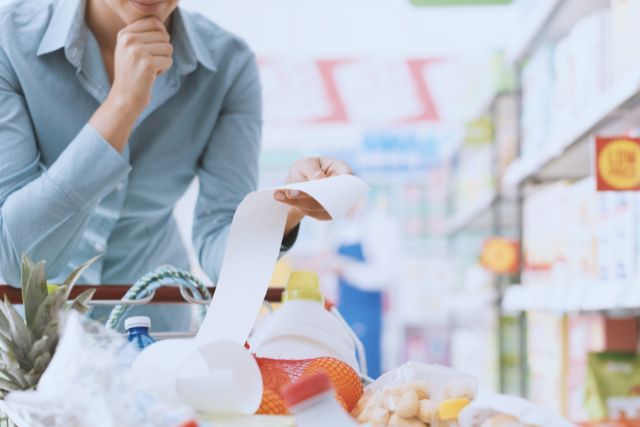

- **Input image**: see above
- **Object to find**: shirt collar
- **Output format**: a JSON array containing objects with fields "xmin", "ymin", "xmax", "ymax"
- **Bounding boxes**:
[
  {"xmin": 171, "ymin": 9, "xmax": 217, "ymax": 74},
  {"xmin": 37, "ymin": 0, "xmax": 217, "ymax": 74},
  {"xmin": 36, "ymin": 0, "xmax": 86, "ymax": 66}
]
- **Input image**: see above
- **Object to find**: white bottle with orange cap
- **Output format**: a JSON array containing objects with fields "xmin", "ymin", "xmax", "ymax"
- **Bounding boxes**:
[{"xmin": 248, "ymin": 271, "xmax": 360, "ymax": 372}]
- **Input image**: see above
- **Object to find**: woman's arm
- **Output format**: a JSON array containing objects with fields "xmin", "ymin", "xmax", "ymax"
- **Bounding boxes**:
[
  {"xmin": 0, "ymin": 48, "xmax": 131, "ymax": 285},
  {"xmin": 192, "ymin": 50, "xmax": 263, "ymax": 283},
  {"xmin": 0, "ymin": 18, "xmax": 175, "ymax": 284}
]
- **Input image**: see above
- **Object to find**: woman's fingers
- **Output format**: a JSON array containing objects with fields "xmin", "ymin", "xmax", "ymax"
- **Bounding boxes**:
[
  {"xmin": 145, "ymin": 42, "xmax": 174, "ymax": 57},
  {"xmin": 320, "ymin": 157, "xmax": 352, "ymax": 176},
  {"xmin": 275, "ymin": 157, "xmax": 353, "ymax": 221},
  {"xmin": 274, "ymin": 191, "xmax": 332, "ymax": 220}
]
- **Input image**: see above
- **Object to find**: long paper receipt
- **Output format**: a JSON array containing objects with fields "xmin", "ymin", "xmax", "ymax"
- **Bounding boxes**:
[{"xmin": 195, "ymin": 174, "xmax": 369, "ymax": 345}]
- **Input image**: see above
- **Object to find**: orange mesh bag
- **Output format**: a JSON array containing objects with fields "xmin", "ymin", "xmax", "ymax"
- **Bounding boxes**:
[{"xmin": 255, "ymin": 356, "xmax": 364, "ymax": 415}]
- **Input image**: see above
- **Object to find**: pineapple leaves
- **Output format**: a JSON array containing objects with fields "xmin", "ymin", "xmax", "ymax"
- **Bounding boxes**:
[
  {"xmin": 0, "ymin": 256, "xmax": 98, "ymax": 396},
  {"xmin": 0, "ymin": 306, "xmax": 10, "ymax": 338},
  {"xmin": 69, "ymin": 288, "xmax": 96, "ymax": 314},
  {"xmin": 29, "ymin": 287, "xmax": 67, "ymax": 340},
  {"xmin": 27, "ymin": 336, "xmax": 50, "ymax": 363},
  {"xmin": 22, "ymin": 259, "xmax": 47, "ymax": 329},
  {"xmin": 0, "ymin": 366, "xmax": 28, "ymax": 390},
  {"xmin": 1, "ymin": 296, "xmax": 32, "ymax": 366},
  {"xmin": 62, "ymin": 255, "xmax": 101, "ymax": 300},
  {"xmin": 0, "ymin": 378, "xmax": 18, "ymax": 394}
]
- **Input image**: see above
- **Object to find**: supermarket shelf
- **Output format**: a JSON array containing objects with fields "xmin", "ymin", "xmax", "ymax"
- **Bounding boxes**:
[
  {"xmin": 505, "ymin": 0, "xmax": 561, "ymax": 66},
  {"xmin": 502, "ymin": 281, "xmax": 640, "ymax": 313},
  {"xmin": 505, "ymin": 0, "xmax": 608, "ymax": 66},
  {"xmin": 446, "ymin": 191, "xmax": 518, "ymax": 236},
  {"xmin": 446, "ymin": 192, "xmax": 496, "ymax": 235},
  {"xmin": 467, "ymin": 89, "xmax": 508, "ymax": 122},
  {"xmin": 503, "ymin": 68, "xmax": 640, "ymax": 188}
]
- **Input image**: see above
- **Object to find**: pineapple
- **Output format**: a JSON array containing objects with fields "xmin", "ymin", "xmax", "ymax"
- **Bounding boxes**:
[{"xmin": 0, "ymin": 255, "xmax": 98, "ymax": 397}]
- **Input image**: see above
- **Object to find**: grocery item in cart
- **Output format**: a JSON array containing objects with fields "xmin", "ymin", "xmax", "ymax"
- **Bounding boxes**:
[
  {"xmin": 0, "ymin": 255, "xmax": 98, "ymax": 397},
  {"xmin": 129, "ymin": 176, "xmax": 369, "ymax": 416},
  {"xmin": 352, "ymin": 362, "xmax": 477, "ymax": 427},
  {"xmin": 256, "ymin": 356, "xmax": 363, "ymax": 415},
  {"xmin": 282, "ymin": 372, "xmax": 359, "ymax": 426},
  {"xmin": 457, "ymin": 394, "xmax": 574, "ymax": 427},
  {"xmin": 125, "ymin": 316, "xmax": 156, "ymax": 350},
  {"xmin": 250, "ymin": 271, "xmax": 360, "ymax": 370},
  {"xmin": 250, "ymin": 271, "xmax": 364, "ymax": 415}
]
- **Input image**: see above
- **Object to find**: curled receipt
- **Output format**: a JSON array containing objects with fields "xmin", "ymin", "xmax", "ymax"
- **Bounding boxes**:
[
  {"xmin": 130, "ymin": 175, "xmax": 369, "ymax": 415},
  {"xmin": 196, "ymin": 174, "xmax": 369, "ymax": 345}
]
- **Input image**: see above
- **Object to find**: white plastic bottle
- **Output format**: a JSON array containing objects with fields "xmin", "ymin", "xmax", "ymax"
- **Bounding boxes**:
[
  {"xmin": 249, "ymin": 271, "xmax": 360, "ymax": 371},
  {"xmin": 282, "ymin": 372, "xmax": 359, "ymax": 427}
]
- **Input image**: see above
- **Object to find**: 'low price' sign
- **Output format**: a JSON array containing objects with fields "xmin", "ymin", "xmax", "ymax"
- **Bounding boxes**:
[{"xmin": 596, "ymin": 137, "xmax": 640, "ymax": 191}]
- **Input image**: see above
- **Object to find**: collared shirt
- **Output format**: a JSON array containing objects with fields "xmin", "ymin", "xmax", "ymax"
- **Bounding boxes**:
[{"xmin": 0, "ymin": 0, "xmax": 295, "ymax": 328}]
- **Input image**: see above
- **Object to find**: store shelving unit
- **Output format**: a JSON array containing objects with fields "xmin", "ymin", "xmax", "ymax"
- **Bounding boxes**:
[
  {"xmin": 503, "ymin": 68, "xmax": 640, "ymax": 188},
  {"xmin": 502, "ymin": 280, "xmax": 640, "ymax": 314},
  {"xmin": 505, "ymin": 0, "xmax": 608, "ymax": 66},
  {"xmin": 444, "ymin": 83, "xmax": 523, "ymax": 395},
  {"xmin": 499, "ymin": 0, "xmax": 640, "ymax": 419}
]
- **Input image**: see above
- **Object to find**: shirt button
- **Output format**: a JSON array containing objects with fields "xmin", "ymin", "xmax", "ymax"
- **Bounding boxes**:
[{"xmin": 93, "ymin": 242, "xmax": 106, "ymax": 253}]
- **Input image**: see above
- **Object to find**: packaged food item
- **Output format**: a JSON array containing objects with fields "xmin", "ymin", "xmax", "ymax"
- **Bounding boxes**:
[
  {"xmin": 584, "ymin": 352, "xmax": 640, "ymax": 420},
  {"xmin": 458, "ymin": 394, "xmax": 574, "ymax": 427},
  {"xmin": 352, "ymin": 362, "xmax": 477, "ymax": 427},
  {"xmin": 282, "ymin": 372, "xmax": 359, "ymax": 427}
]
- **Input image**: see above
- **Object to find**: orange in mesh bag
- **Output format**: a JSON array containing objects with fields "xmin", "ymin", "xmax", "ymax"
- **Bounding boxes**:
[
  {"xmin": 255, "ymin": 356, "xmax": 364, "ymax": 415},
  {"xmin": 250, "ymin": 272, "xmax": 367, "ymax": 415}
]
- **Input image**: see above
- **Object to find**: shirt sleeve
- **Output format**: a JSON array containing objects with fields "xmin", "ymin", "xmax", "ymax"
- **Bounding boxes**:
[
  {"xmin": 0, "ymin": 49, "xmax": 131, "ymax": 286},
  {"xmin": 192, "ymin": 51, "xmax": 262, "ymax": 283},
  {"xmin": 192, "ymin": 50, "xmax": 299, "ymax": 283}
]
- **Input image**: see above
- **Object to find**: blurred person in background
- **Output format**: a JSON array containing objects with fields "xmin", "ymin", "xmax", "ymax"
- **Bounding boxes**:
[
  {"xmin": 0, "ymin": 0, "xmax": 350, "ymax": 330},
  {"xmin": 330, "ymin": 195, "xmax": 401, "ymax": 378}
]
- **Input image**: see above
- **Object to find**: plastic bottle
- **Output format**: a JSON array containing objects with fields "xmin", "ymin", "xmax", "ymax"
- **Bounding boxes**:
[
  {"xmin": 249, "ymin": 271, "xmax": 359, "ymax": 371},
  {"xmin": 282, "ymin": 373, "xmax": 359, "ymax": 427},
  {"xmin": 125, "ymin": 316, "xmax": 156, "ymax": 350}
]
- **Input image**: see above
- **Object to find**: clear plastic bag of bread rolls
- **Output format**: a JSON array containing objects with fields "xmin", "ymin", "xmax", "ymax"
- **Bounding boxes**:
[{"xmin": 351, "ymin": 362, "xmax": 477, "ymax": 427}]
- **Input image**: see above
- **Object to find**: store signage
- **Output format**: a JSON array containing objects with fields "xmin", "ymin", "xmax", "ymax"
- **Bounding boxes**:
[
  {"xmin": 480, "ymin": 238, "xmax": 520, "ymax": 275},
  {"xmin": 259, "ymin": 57, "xmax": 447, "ymax": 126},
  {"xmin": 596, "ymin": 137, "xmax": 640, "ymax": 191}
]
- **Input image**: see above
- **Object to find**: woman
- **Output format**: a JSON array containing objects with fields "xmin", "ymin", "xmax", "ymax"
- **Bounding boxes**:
[{"xmin": 0, "ymin": 0, "xmax": 351, "ymax": 329}]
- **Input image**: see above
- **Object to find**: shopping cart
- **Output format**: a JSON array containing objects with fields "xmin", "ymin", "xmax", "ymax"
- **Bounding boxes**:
[{"xmin": 0, "ymin": 266, "xmax": 368, "ymax": 427}]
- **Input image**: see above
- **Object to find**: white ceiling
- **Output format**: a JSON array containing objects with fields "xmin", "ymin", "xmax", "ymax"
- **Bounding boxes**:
[{"xmin": 181, "ymin": 0, "xmax": 517, "ymax": 56}]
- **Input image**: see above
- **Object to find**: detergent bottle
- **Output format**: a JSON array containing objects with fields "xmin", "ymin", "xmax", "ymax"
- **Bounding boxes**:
[{"xmin": 249, "ymin": 271, "xmax": 360, "ymax": 372}]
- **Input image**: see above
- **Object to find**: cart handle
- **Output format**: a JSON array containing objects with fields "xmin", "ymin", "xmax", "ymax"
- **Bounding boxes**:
[{"xmin": 0, "ymin": 284, "xmax": 285, "ymax": 304}]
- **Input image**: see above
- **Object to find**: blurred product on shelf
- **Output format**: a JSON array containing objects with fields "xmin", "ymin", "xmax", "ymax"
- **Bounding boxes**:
[
  {"xmin": 521, "ymin": 178, "xmax": 640, "ymax": 308},
  {"xmin": 585, "ymin": 352, "xmax": 640, "ymax": 421},
  {"xmin": 452, "ymin": 117, "xmax": 494, "ymax": 217},
  {"xmin": 515, "ymin": 0, "xmax": 640, "ymax": 180},
  {"xmin": 352, "ymin": 362, "xmax": 476, "ymax": 427},
  {"xmin": 567, "ymin": 315, "xmax": 639, "ymax": 422},
  {"xmin": 526, "ymin": 312, "xmax": 566, "ymax": 415}
]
